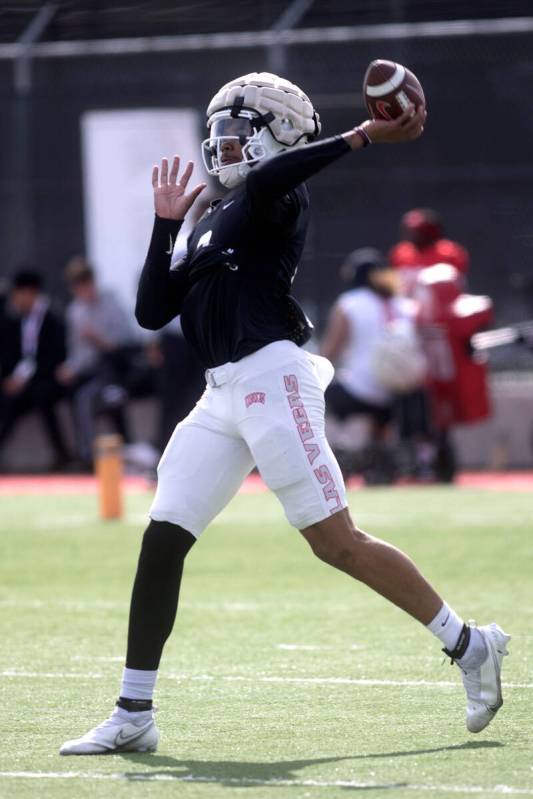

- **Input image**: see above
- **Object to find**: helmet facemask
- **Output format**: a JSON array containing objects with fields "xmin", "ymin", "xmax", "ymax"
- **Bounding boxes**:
[{"xmin": 201, "ymin": 108, "xmax": 287, "ymax": 188}]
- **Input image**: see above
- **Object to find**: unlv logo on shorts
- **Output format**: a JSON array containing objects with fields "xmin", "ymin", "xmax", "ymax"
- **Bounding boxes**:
[{"xmin": 245, "ymin": 392, "xmax": 266, "ymax": 408}]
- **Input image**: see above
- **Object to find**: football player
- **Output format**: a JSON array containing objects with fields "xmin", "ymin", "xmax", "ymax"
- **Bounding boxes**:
[
  {"xmin": 389, "ymin": 207, "xmax": 470, "ymax": 297},
  {"xmin": 61, "ymin": 73, "xmax": 509, "ymax": 755}
]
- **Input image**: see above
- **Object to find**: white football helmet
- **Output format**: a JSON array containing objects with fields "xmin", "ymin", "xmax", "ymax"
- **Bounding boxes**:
[{"xmin": 202, "ymin": 72, "xmax": 321, "ymax": 188}]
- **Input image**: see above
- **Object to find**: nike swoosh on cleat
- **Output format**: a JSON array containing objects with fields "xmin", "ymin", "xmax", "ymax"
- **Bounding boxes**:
[
  {"xmin": 114, "ymin": 726, "xmax": 151, "ymax": 747},
  {"xmin": 222, "ymin": 200, "xmax": 235, "ymax": 210}
]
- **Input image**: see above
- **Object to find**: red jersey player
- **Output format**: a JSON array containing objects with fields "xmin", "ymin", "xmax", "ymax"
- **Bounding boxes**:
[{"xmin": 389, "ymin": 208, "xmax": 469, "ymax": 296}]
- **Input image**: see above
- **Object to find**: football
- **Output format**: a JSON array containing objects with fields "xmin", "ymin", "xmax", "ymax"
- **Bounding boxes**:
[{"xmin": 363, "ymin": 59, "xmax": 425, "ymax": 120}]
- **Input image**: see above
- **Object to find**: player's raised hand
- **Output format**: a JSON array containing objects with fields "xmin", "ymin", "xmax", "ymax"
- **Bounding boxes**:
[
  {"xmin": 361, "ymin": 105, "xmax": 426, "ymax": 144},
  {"xmin": 152, "ymin": 156, "xmax": 207, "ymax": 220}
]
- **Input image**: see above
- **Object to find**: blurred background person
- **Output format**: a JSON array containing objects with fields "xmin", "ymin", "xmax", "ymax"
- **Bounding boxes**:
[
  {"xmin": 414, "ymin": 262, "xmax": 493, "ymax": 482},
  {"xmin": 0, "ymin": 277, "xmax": 12, "ymax": 379},
  {"xmin": 146, "ymin": 320, "xmax": 205, "ymax": 455},
  {"xmin": 56, "ymin": 257, "xmax": 135, "ymax": 468},
  {"xmin": 386, "ymin": 207, "xmax": 470, "ymax": 480},
  {"xmin": 0, "ymin": 269, "xmax": 70, "ymax": 471},
  {"xmin": 389, "ymin": 208, "xmax": 470, "ymax": 297},
  {"xmin": 321, "ymin": 248, "xmax": 422, "ymax": 483}
]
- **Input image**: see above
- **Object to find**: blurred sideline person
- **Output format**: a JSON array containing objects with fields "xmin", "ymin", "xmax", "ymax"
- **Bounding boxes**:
[
  {"xmin": 0, "ymin": 270, "xmax": 70, "ymax": 470},
  {"xmin": 147, "ymin": 319, "xmax": 205, "ymax": 453},
  {"xmin": 389, "ymin": 208, "xmax": 469, "ymax": 296},
  {"xmin": 414, "ymin": 263, "xmax": 493, "ymax": 482},
  {"xmin": 321, "ymin": 248, "xmax": 416, "ymax": 482},
  {"xmin": 388, "ymin": 209, "xmax": 470, "ymax": 477},
  {"xmin": 60, "ymin": 72, "xmax": 509, "ymax": 756},
  {"xmin": 56, "ymin": 258, "xmax": 135, "ymax": 467},
  {"xmin": 0, "ymin": 277, "xmax": 13, "ymax": 382}
]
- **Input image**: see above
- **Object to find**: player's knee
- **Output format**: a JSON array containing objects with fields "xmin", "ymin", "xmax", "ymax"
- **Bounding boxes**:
[
  {"xmin": 307, "ymin": 535, "xmax": 354, "ymax": 571},
  {"xmin": 139, "ymin": 520, "xmax": 196, "ymax": 573},
  {"xmin": 307, "ymin": 525, "xmax": 371, "ymax": 572}
]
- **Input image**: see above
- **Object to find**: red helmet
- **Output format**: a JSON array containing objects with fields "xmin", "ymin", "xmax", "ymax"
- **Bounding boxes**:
[{"xmin": 401, "ymin": 208, "xmax": 442, "ymax": 248}]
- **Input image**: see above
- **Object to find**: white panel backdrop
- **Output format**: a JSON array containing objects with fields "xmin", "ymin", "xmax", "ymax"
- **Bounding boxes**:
[{"xmin": 81, "ymin": 108, "xmax": 208, "ymax": 316}]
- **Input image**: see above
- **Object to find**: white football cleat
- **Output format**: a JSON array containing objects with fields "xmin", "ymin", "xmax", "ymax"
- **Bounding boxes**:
[
  {"xmin": 60, "ymin": 708, "xmax": 159, "ymax": 755},
  {"xmin": 458, "ymin": 622, "xmax": 511, "ymax": 734}
]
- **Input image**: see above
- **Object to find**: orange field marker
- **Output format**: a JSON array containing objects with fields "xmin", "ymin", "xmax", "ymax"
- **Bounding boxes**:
[{"xmin": 94, "ymin": 434, "xmax": 123, "ymax": 519}]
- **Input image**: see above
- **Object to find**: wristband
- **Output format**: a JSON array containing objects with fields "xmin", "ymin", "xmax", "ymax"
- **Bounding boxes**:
[{"xmin": 354, "ymin": 126, "xmax": 372, "ymax": 148}]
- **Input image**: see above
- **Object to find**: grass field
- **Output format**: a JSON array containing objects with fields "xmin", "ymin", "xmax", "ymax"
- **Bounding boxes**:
[{"xmin": 1, "ymin": 484, "xmax": 532, "ymax": 798}]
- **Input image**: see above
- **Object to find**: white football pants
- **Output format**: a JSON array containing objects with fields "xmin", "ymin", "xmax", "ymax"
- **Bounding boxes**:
[{"xmin": 150, "ymin": 340, "xmax": 347, "ymax": 536}]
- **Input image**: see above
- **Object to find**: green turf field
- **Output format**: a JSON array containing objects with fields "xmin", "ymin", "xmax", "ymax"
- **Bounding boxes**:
[{"xmin": 1, "ymin": 486, "xmax": 531, "ymax": 798}]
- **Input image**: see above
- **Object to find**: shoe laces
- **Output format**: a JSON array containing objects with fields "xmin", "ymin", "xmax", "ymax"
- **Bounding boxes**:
[
  {"xmin": 92, "ymin": 712, "xmax": 128, "ymax": 733},
  {"xmin": 92, "ymin": 707, "xmax": 154, "ymax": 733}
]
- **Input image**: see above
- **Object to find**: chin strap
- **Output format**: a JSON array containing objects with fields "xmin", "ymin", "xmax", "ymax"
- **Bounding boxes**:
[
  {"xmin": 230, "ymin": 96, "xmax": 245, "ymax": 118},
  {"xmin": 218, "ymin": 163, "xmax": 248, "ymax": 188}
]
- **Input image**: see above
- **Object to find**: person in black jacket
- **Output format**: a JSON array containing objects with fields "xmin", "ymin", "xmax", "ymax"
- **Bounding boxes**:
[
  {"xmin": 0, "ymin": 270, "xmax": 70, "ymax": 470},
  {"xmin": 61, "ymin": 72, "xmax": 509, "ymax": 756}
]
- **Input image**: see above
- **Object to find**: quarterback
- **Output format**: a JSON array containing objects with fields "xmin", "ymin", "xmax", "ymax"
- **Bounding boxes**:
[{"xmin": 61, "ymin": 73, "xmax": 509, "ymax": 755}]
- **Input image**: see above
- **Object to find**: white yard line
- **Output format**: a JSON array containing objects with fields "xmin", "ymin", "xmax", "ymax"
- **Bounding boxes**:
[
  {"xmin": 5, "ymin": 598, "xmax": 530, "ymax": 618},
  {"xmin": 0, "ymin": 599, "xmax": 264, "ymax": 612},
  {"xmin": 167, "ymin": 673, "xmax": 533, "ymax": 690},
  {"xmin": 2, "ymin": 669, "xmax": 533, "ymax": 689},
  {"xmin": 70, "ymin": 656, "xmax": 124, "ymax": 662},
  {"xmin": 0, "ymin": 772, "xmax": 531, "ymax": 794},
  {"xmin": 0, "ymin": 599, "xmax": 125, "ymax": 610},
  {"xmin": 1, "ymin": 671, "xmax": 104, "ymax": 679},
  {"xmin": 276, "ymin": 644, "xmax": 331, "ymax": 651}
]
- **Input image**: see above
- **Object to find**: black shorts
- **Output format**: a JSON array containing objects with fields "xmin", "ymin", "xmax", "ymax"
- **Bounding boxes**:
[{"xmin": 325, "ymin": 382, "xmax": 393, "ymax": 426}]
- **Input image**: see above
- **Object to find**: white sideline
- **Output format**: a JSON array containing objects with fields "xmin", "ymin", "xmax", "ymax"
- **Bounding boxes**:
[
  {"xmin": 168, "ymin": 674, "xmax": 533, "ymax": 689},
  {"xmin": 276, "ymin": 643, "xmax": 330, "ymax": 650},
  {"xmin": 0, "ymin": 772, "xmax": 532, "ymax": 794},
  {"xmin": 1, "ymin": 671, "xmax": 105, "ymax": 679},
  {"xmin": 2, "ymin": 670, "xmax": 532, "ymax": 689}
]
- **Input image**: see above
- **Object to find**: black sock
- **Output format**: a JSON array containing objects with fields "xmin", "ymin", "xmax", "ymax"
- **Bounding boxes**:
[{"xmin": 125, "ymin": 520, "xmax": 196, "ymax": 670}]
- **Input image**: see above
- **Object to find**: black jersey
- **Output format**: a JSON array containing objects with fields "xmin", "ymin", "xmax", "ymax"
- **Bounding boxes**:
[{"xmin": 136, "ymin": 135, "xmax": 351, "ymax": 368}]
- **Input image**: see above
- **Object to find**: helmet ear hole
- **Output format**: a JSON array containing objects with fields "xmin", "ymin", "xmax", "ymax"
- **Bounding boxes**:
[{"xmin": 249, "ymin": 144, "xmax": 266, "ymax": 159}]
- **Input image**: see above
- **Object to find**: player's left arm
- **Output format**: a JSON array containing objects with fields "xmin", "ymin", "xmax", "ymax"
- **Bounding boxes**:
[{"xmin": 135, "ymin": 157, "xmax": 206, "ymax": 331}]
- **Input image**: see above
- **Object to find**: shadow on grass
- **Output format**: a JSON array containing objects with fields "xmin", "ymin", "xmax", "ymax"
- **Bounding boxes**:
[{"xmin": 116, "ymin": 740, "xmax": 502, "ymax": 789}]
